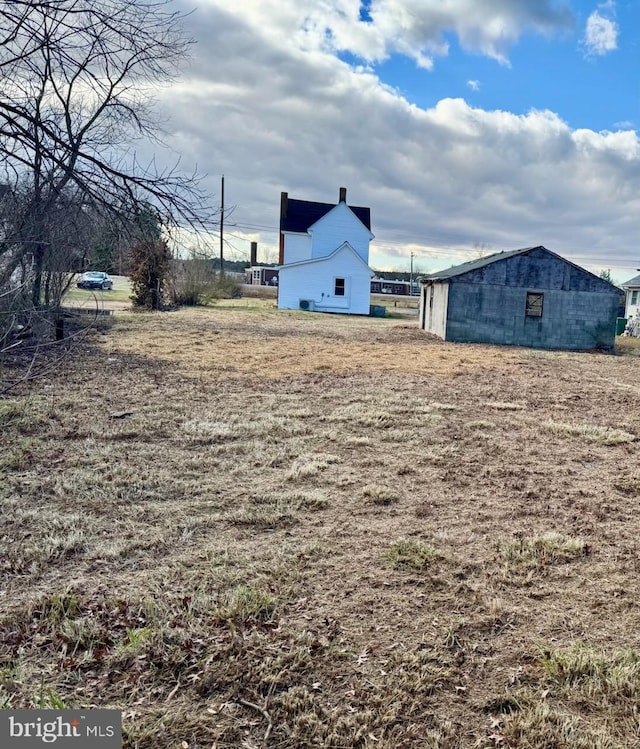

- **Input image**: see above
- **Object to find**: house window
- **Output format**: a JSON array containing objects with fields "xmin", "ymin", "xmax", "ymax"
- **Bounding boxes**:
[
  {"xmin": 631, "ymin": 290, "xmax": 639, "ymax": 306},
  {"xmin": 525, "ymin": 292, "xmax": 544, "ymax": 318},
  {"xmin": 252, "ymin": 269, "xmax": 260, "ymax": 282},
  {"xmin": 334, "ymin": 278, "xmax": 345, "ymax": 296}
]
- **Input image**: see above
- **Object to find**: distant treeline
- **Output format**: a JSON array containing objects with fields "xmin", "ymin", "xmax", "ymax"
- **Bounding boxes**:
[
  {"xmin": 212, "ymin": 259, "xmax": 254, "ymax": 273},
  {"xmin": 372, "ymin": 270, "xmax": 415, "ymax": 281}
]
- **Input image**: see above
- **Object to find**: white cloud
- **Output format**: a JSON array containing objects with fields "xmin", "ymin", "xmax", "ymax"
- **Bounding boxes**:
[
  {"xmin": 153, "ymin": 1, "xmax": 640, "ymax": 273},
  {"xmin": 467, "ymin": 80, "xmax": 480, "ymax": 91},
  {"xmin": 189, "ymin": 0, "xmax": 574, "ymax": 70},
  {"xmin": 352, "ymin": 0, "xmax": 573, "ymax": 66},
  {"xmin": 584, "ymin": 10, "xmax": 618, "ymax": 56}
]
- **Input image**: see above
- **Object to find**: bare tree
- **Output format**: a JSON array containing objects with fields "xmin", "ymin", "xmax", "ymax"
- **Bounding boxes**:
[{"xmin": 0, "ymin": 0, "xmax": 216, "ymax": 311}]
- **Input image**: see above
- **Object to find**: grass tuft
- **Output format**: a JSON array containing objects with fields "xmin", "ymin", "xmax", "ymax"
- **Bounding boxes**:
[
  {"xmin": 613, "ymin": 474, "xmax": 640, "ymax": 495},
  {"xmin": 494, "ymin": 645, "xmax": 640, "ymax": 748},
  {"xmin": 0, "ymin": 400, "xmax": 26, "ymax": 427},
  {"xmin": 226, "ymin": 491, "xmax": 329, "ymax": 528},
  {"xmin": 428, "ymin": 402, "xmax": 459, "ymax": 411},
  {"xmin": 540, "ymin": 643, "xmax": 640, "ymax": 698},
  {"xmin": 497, "ymin": 699, "xmax": 624, "ymax": 749},
  {"xmin": 363, "ymin": 485, "xmax": 399, "ymax": 505},
  {"xmin": 484, "ymin": 401, "xmax": 526, "ymax": 411},
  {"xmin": 387, "ymin": 539, "xmax": 439, "ymax": 570},
  {"xmin": 214, "ymin": 584, "xmax": 277, "ymax": 625},
  {"xmin": 500, "ymin": 532, "xmax": 587, "ymax": 575},
  {"xmin": 545, "ymin": 421, "xmax": 636, "ymax": 445},
  {"xmin": 0, "ymin": 399, "xmax": 46, "ymax": 435},
  {"xmin": 465, "ymin": 419, "xmax": 496, "ymax": 430},
  {"xmin": 286, "ymin": 454, "xmax": 339, "ymax": 481}
]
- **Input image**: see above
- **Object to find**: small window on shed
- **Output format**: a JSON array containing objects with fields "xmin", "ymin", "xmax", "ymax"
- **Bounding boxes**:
[
  {"xmin": 525, "ymin": 292, "xmax": 544, "ymax": 318},
  {"xmin": 334, "ymin": 278, "xmax": 345, "ymax": 296}
]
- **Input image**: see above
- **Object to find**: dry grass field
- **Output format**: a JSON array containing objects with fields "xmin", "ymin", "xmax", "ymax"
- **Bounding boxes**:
[{"xmin": 3, "ymin": 302, "xmax": 640, "ymax": 748}]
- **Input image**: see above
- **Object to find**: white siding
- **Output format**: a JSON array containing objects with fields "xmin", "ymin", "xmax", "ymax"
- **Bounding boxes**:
[
  {"xmin": 278, "ymin": 246, "xmax": 372, "ymax": 315},
  {"xmin": 625, "ymin": 289, "xmax": 640, "ymax": 320},
  {"xmin": 419, "ymin": 281, "xmax": 449, "ymax": 338},
  {"xmin": 282, "ymin": 233, "xmax": 312, "ymax": 264},
  {"xmin": 308, "ymin": 203, "xmax": 371, "ymax": 263}
]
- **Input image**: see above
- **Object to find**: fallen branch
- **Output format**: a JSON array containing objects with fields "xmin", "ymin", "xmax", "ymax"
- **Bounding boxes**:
[
  {"xmin": 165, "ymin": 680, "xmax": 180, "ymax": 703},
  {"xmin": 238, "ymin": 698, "xmax": 273, "ymax": 745}
]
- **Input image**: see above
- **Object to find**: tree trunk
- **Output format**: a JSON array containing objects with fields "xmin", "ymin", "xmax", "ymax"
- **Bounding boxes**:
[
  {"xmin": 44, "ymin": 269, "xmax": 51, "ymax": 308},
  {"xmin": 31, "ymin": 242, "xmax": 44, "ymax": 308}
]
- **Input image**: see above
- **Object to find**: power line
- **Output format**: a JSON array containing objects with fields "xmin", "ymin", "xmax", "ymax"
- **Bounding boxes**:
[{"xmin": 227, "ymin": 221, "xmax": 639, "ymax": 270}]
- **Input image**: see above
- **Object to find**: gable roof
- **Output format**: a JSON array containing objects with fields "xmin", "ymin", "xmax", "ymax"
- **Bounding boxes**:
[
  {"xmin": 308, "ymin": 201, "xmax": 374, "ymax": 239},
  {"xmin": 279, "ymin": 240, "xmax": 374, "ymax": 274},
  {"xmin": 421, "ymin": 245, "xmax": 618, "ymax": 290},
  {"xmin": 281, "ymin": 198, "xmax": 371, "ymax": 233},
  {"xmin": 622, "ymin": 274, "xmax": 640, "ymax": 288},
  {"xmin": 423, "ymin": 246, "xmax": 547, "ymax": 280}
]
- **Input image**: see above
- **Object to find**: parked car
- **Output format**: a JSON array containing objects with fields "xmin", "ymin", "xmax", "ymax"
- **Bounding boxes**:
[{"xmin": 77, "ymin": 271, "xmax": 113, "ymax": 290}]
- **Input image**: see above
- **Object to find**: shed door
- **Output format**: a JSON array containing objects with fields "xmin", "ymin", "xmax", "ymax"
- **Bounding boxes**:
[{"xmin": 428, "ymin": 285, "xmax": 434, "ymax": 330}]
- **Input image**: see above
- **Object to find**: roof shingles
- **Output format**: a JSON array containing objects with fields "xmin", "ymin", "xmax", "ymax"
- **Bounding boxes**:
[
  {"xmin": 622, "ymin": 274, "xmax": 640, "ymax": 288},
  {"xmin": 422, "ymin": 246, "xmax": 543, "ymax": 280},
  {"xmin": 280, "ymin": 198, "xmax": 371, "ymax": 233}
]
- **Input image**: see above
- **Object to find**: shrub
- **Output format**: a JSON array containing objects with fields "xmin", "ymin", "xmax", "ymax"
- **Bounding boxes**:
[
  {"xmin": 128, "ymin": 238, "xmax": 172, "ymax": 310},
  {"xmin": 170, "ymin": 259, "xmax": 242, "ymax": 306}
]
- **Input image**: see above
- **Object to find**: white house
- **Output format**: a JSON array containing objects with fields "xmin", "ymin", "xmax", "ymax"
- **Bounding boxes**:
[
  {"xmin": 277, "ymin": 188, "xmax": 374, "ymax": 315},
  {"xmin": 622, "ymin": 274, "xmax": 640, "ymax": 320}
]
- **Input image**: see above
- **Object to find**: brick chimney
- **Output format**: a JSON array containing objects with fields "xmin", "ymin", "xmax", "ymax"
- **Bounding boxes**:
[
  {"xmin": 339, "ymin": 186, "xmax": 347, "ymax": 203},
  {"xmin": 279, "ymin": 192, "xmax": 288, "ymax": 265},
  {"xmin": 250, "ymin": 241, "xmax": 257, "ymax": 266}
]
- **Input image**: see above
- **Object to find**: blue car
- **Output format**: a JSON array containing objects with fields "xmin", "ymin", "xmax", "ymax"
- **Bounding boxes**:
[{"xmin": 77, "ymin": 272, "xmax": 113, "ymax": 290}]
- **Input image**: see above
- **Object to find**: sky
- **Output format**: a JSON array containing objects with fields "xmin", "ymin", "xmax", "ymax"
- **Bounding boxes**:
[{"xmin": 158, "ymin": 0, "xmax": 640, "ymax": 282}]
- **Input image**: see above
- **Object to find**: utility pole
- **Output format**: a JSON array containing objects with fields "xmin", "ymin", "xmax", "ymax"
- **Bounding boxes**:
[
  {"xmin": 410, "ymin": 251, "xmax": 415, "ymax": 295},
  {"xmin": 219, "ymin": 174, "xmax": 225, "ymax": 276}
]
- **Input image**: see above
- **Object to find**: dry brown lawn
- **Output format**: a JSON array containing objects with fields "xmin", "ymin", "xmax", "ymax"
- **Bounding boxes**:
[{"xmin": 2, "ymin": 303, "xmax": 640, "ymax": 748}]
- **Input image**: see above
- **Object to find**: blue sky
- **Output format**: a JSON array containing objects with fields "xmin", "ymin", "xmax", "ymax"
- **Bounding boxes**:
[
  {"xmin": 369, "ymin": 2, "xmax": 638, "ymax": 133},
  {"xmin": 162, "ymin": 0, "xmax": 640, "ymax": 283}
]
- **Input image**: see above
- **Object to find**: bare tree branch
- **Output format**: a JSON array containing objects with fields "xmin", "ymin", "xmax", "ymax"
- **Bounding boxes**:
[{"xmin": 0, "ymin": 0, "xmax": 217, "ymax": 310}]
